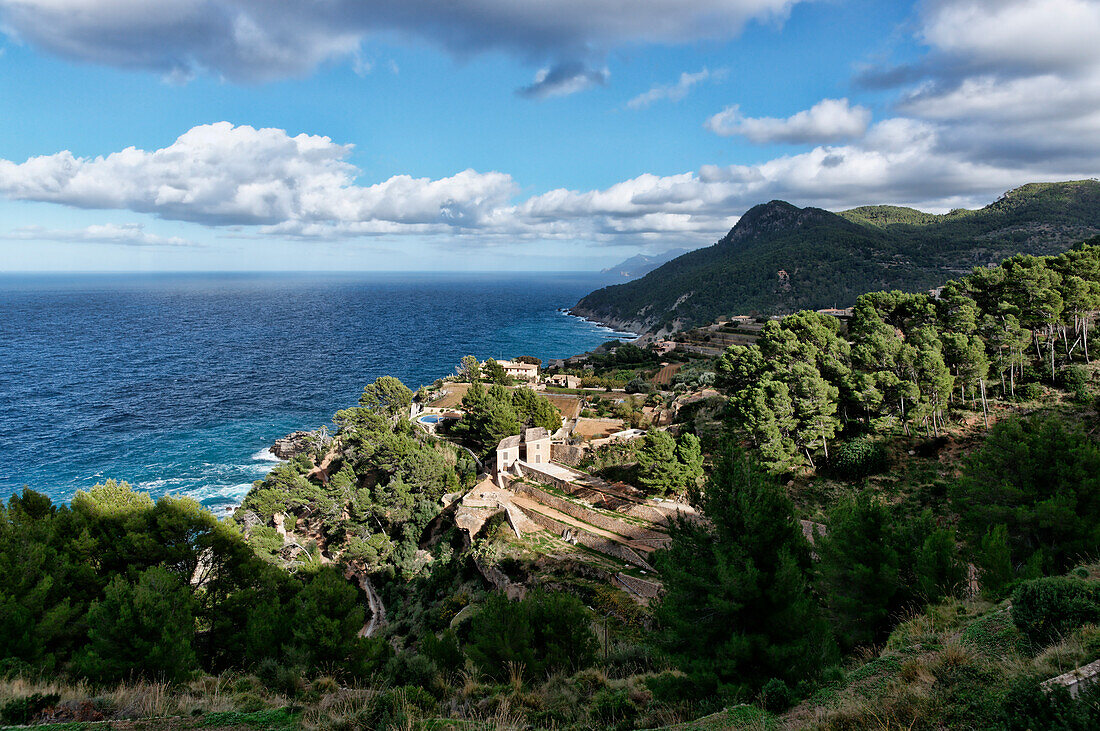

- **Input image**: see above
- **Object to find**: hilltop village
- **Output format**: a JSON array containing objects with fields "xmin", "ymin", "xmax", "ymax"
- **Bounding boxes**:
[{"xmin": 249, "ymin": 340, "xmax": 725, "ymax": 608}]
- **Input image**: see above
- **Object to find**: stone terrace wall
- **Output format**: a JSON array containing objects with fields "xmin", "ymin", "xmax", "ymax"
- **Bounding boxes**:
[
  {"xmin": 551, "ymin": 443, "xmax": 586, "ymax": 466},
  {"xmin": 515, "ymin": 483, "xmax": 667, "ymax": 541},
  {"xmin": 615, "ymin": 573, "xmax": 662, "ymax": 600},
  {"xmin": 1042, "ymin": 658, "xmax": 1100, "ymax": 699},
  {"xmin": 518, "ymin": 462, "xmax": 577, "ymax": 494},
  {"xmin": 519, "ymin": 461, "xmax": 677, "ymax": 526},
  {"xmin": 515, "ymin": 504, "xmax": 655, "ymax": 572}
]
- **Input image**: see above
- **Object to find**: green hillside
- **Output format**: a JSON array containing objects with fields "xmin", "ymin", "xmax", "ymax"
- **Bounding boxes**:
[{"xmin": 572, "ymin": 180, "xmax": 1100, "ymax": 333}]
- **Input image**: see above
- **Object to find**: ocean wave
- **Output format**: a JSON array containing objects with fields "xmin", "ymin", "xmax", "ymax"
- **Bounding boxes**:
[
  {"xmin": 251, "ymin": 447, "xmax": 284, "ymax": 462},
  {"xmin": 135, "ymin": 477, "xmax": 188, "ymax": 492},
  {"xmin": 557, "ymin": 309, "xmax": 639, "ymax": 338},
  {"xmin": 188, "ymin": 482, "xmax": 255, "ymax": 503}
]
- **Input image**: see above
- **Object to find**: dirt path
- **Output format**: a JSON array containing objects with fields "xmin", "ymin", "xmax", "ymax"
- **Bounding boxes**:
[
  {"xmin": 306, "ymin": 445, "xmax": 340, "ymax": 484},
  {"xmin": 356, "ymin": 574, "xmax": 386, "ymax": 638}
]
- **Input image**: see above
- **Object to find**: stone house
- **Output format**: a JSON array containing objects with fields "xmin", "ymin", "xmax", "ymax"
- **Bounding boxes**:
[
  {"xmin": 498, "ymin": 359, "xmax": 539, "ymax": 384},
  {"xmin": 547, "ymin": 373, "xmax": 580, "ymax": 389},
  {"xmin": 495, "ymin": 427, "xmax": 551, "ymax": 473}
]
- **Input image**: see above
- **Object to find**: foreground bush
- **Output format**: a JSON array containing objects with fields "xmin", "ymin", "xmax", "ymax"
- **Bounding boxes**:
[
  {"xmin": 826, "ymin": 437, "xmax": 887, "ymax": 481},
  {"xmin": 1012, "ymin": 576, "xmax": 1100, "ymax": 646},
  {"xmin": 464, "ymin": 590, "xmax": 598, "ymax": 681}
]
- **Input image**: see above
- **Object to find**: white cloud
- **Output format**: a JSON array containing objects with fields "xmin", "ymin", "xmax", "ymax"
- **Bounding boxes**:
[
  {"xmin": 920, "ymin": 0, "xmax": 1100, "ymax": 76},
  {"xmin": 857, "ymin": 0, "xmax": 1100, "ymax": 170},
  {"xmin": 0, "ymin": 122, "xmax": 518, "ymax": 229},
  {"xmin": 0, "ymin": 0, "xmax": 806, "ymax": 83},
  {"xmin": 0, "ymin": 118, "xmax": 1096, "ymax": 250},
  {"xmin": 518, "ymin": 62, "xmax": 609, "ymax": 99},
  {"xmin": 3, "ymin": 223, "xmax": 195, "ymax": 247},
  {"xmin": 627, "ymin": 67, "xmax": 724, "ymax": 109},
  {"xmin": 706, "ymin": 98, "xmax": 872, "ymax": 143}
]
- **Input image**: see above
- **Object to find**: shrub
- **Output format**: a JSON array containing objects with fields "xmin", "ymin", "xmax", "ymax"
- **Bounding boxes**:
[
  {"xmin": 645, "ymin": 671, "xmax": 716, "ymax": 704},
  {"xmin": 464, "ymin": 590, "xmax": 597, "ymax": 681},
  {"xmin": 383, "ymin": 652, "xmax": 440, "ymax": 694},
  {"xmin": 232, "ymin": 692, "xmax": 267, "ymax": 713},
  {"xmin": 1011, "ymin": 577, "xmax": 1100, "ymax": 646},
  {"xmin": 1017, "ymin": 382, "xmax": 1044, "ymax": 401},
  {"xmin": 826, "ymin": 438, "xmax": 887, "ymax": 480},
  {"xmin": 0, "ymin": 693, "xmax": 60, "ymax": 725},
  {"xmin": 1001, "ymin": 676, "xmax": 1100, "ymax": 730},
  {"xmin": 759, "ymin": 677, "xmax": 795, "ymax": 712},
  {"xmin": 1058, "ymin": 364, "xmax": 1089, "ymax": 391},
  {"xmin": 589, "ymin": 686, "xmax": 638, "ymax": 726}
]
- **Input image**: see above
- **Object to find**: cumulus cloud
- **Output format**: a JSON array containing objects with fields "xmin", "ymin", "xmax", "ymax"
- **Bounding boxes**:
[
  {"xmin": 518, "ymin": 116, "xmax": 1080, "ymax": 228},
  {"xmin": 706, "ymin": 98, "xmax": 872, "ymax": 144},
  {"xmin": 854, "ymin": 0, "xmax": 1100, "ymax": 170},
  {"xmin": 0, "ymin": 0, "xmax": 806, "ymax": 83},
  {"xmin": 0, "ymin": 122, "xmax": 518, "ymax": 229},
  {"xmin": 4, "ymin": 119, "xmax": 1094, "ymax": 249},
  {"xmin": 518, "ymin": 62, "xmax": 609, "ymax": 99},
  {"xmin": 3, "ymin": 223, "xmax": 195, "ymax": 247},
  {"xmin": 919, "ymin": 0, "xmax": 1100, "ymax": 77},
  {"xmin": 627, "ymin": 67, "xmax": 724, "ymax": 109}
]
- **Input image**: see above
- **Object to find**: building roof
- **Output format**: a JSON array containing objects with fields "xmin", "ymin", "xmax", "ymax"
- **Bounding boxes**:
[
  {"xmin": 500, "ymin": 360, "xmax": 538, "ymax": 371},
  {"xmin": 497, "ymin": 435, "xmax": 521, "ymax": 450},
  {"xmin": 523, "ymin": 427, "xmax": 549, "ymax": 442}
]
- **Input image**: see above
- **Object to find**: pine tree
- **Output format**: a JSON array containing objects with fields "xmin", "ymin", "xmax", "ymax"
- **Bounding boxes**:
[
  {"xmin": 636, "ymin": 429, "xmax": 682, "ymax": 495},
  {"xmin": 976, "ymin": 524, "xmax": 1014, "ymax": 599},
  {"xmin": 815, "ymin": 492, "xmax": 901, "ymax": 650},
  {"xmin": 653, "ymin": 455, "xmax": 834, "ymax": 697},
  {"xmin": 75, "ymin": 566, "xmax": 197, "ymax": 682}
]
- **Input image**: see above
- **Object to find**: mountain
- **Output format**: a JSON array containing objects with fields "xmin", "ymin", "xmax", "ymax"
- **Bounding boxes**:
[
  {"xmin": 571, "ymin": 180, "xmax": 1100, "ymax": 334},
  {"xmin": 599, "ymin": 248, "xmax": 689, "ymax": 280}
]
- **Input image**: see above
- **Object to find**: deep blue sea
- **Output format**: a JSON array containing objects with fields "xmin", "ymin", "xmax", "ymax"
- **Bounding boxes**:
[{"xmin": 0, "ymin": 272, "xmax": 630, "ymax": 512}]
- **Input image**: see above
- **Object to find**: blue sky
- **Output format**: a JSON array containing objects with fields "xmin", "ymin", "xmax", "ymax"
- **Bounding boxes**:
[{"xmin": 0, "ymin": 0, "xmax": 1097, "ymax": 271}]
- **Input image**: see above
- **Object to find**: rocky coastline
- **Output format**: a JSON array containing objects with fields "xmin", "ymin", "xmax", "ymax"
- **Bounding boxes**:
[{"xmin": 270, "ymin": 429, "xmax": 330, "ymax": 459}]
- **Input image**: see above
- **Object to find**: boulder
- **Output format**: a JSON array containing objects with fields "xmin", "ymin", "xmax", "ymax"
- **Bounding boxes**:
[{"xmin": 271, "ymin": 430, "xmax": 321, "ymax": 459}]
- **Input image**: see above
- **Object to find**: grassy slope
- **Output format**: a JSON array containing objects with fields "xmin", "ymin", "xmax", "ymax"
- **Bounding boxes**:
[
  {"xmin": 669, "ymin": 578, "xmax": 1100, "ymax": 731},
  {"xmin": 574, "ymin": 181, "xmax": 1100, "ymax": 332}
]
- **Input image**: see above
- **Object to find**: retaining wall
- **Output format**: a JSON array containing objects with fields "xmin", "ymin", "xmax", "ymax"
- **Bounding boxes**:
[
  {"xmin": 518, "ymin": 462, "xmax": 578, "ymax": 494},
  {"xmin": 515, "ymin": 483, "xmax": 667, "ymax": 541},
  {"xmin": 1042, "ymin": 658, "xmax": 1100, "ymax": 699},
  {"xmin": 515, "ymin": 504, "xmax": 655, "ymax": 572},
  {"xmin": 551, "ymin": 443, "xmax": 587, "ymax": 466},
  {"xmin": 615, "ymin": 573, "xmax": 663, "ymax": 599}
]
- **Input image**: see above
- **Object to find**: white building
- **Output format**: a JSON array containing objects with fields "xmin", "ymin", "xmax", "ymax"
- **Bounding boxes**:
[
  {"xmin": 497, "ymin": 359, "xmax": 539, "ymax": 384},
  {"xmin": 495, "ymin": 427, "xmax": 551, "ymax": 473}
]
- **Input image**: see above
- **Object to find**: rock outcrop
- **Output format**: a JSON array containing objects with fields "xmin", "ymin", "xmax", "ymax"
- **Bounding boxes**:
[{"xmin": 271, "ymin": 429, "xmax": 326, "ymax": 459}]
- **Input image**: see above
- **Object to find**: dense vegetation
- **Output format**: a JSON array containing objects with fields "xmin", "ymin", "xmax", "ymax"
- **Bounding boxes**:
[
  {"xmin": 6, "ymin": 226, "xmax": 1100, "ymax": 728},
  {"xmin": 446, "ymin": 380, "xmax": 562, "ymax": 456},
  {"xmin": 718, "ymin": 243, "xmax": 1100, "ymax": 476},
  {"xmin": 573, "ymin": 180, "xmax": 1100, "ymax": 332},
  {"xmin": 242, "ymin": 375, "xmax": 474, "ymax": 578},
  {"xmin": 0, "ymin": 482, "xmax": 380, "ymax": 684}
]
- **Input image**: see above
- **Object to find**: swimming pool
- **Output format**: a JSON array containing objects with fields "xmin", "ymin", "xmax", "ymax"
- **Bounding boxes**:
[{"xmin": 418, "ymin": 414, "xmax": 442, "ymax": 424}]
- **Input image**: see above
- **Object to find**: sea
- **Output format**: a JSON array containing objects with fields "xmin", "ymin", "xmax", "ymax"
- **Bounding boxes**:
[{"xmin": 0, "ymin": 271, "xmax": 631, "ymax": 512}]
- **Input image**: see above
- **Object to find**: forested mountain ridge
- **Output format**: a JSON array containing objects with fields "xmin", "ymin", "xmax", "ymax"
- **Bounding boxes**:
[{"xmin": 572, "ymin": 180, "xmax": 1100, "ymax": 334}]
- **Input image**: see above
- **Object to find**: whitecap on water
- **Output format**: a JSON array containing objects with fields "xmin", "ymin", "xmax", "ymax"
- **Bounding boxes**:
[
  {"xmin": 190, "ymin": 482, "xmax": 255, "ymax": 505},
  {"xmin": 251, "ymin": 447, "xmax": 284, "ymax": 462}
]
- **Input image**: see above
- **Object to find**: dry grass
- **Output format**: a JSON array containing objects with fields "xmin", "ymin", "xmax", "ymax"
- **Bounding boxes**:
[
  {"xmin": 0, "ymin": 672, "xmax": 295, "ymax": 723},
  {"xmin": 0, "ymin": 675, "xmax": 95, "ymax": 706},
  {"xmin": 571, "ymin": 417, "xmax": 627, "ymax": 440},
  {"xmin": 428, "ymin": 383, "xmax": 471, "ymax": 409}
]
